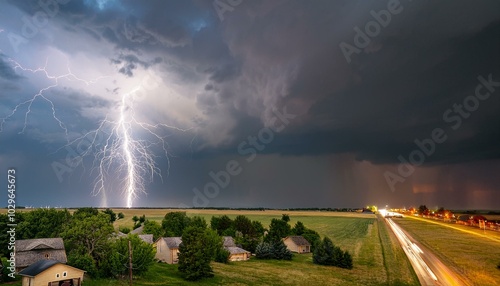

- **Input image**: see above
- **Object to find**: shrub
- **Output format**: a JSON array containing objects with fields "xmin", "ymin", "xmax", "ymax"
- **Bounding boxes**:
[
  {"xmin": 67, "ymin": 252, "xmax": 98, "ymax": 278},
  {"xmin": 272, "ymin": 240, "xmax": 292, "ymax": 260},
  {"xmin": 215, "ymin": 248, "xmax": 231, "ymax": 263},
  {"xmin": 119, "ymin": 227, "xmax": 131, "ymax": 234},
  {"xmin": 313, "ymin": 236, "xmax": 353, "ymax": 269},
  {"xmin": 255, "ymin": 242, "xmax": 274, "ymax": 259}
]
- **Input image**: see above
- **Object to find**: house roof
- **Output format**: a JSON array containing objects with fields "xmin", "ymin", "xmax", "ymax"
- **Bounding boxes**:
[
  {"xmin": 18, "ymin": 260, "xmax": 59, "ymax": 277},
  {"xmin": 225, "ymin": 246, "xmax": 250, "ymax": 255},
  {"xmin": 15, "ymin": 238, "xmax": 67, "ymax": 268},
  {"xmin": 162, "ymin": 237, "xmax": 182, "ymax": 248},
  {"xmin": 284, "ymin": 236, "xmax": 311, "ymax": 246},
  {"xmin": 223, "ymin": 236, "xmax": 236, "ymax": 247},
  {"xmin": 16, "ymin": 238, "xmax": 65, "ymax": 252},
  {"xmin": 18, "ymin": 260, "xmax": 85, "ymax": 278},
  {"xmin": 130, "ymin": 225, "xmax": 144, "ymax": 234},
  {"xmin": 138, "ymin": 234, "xmax": 154, "ymax": 244}
]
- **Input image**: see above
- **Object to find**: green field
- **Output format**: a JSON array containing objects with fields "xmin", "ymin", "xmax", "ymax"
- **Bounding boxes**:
[
  {"xmin": 394, "ymin": 216, "xmax": 500, "ymax": 285},
  {"xmin": 5, "ymin": 209, "xmax": 418, "ymax": 286}
]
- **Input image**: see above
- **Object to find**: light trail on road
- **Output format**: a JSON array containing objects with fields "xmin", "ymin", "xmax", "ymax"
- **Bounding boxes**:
[{"xmin": 385, "ymin": 217, "xmax": 469, "ymax": 286}]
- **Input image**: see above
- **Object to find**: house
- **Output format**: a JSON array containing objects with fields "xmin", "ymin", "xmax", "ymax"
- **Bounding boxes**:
[
  {"xmin": 19, "ymin": 259, "xmax": 85, "ymax": 286},
  {"xmin": 130, "ymin": 225, "xmax": 144, "ymax": 235},
  {"xmin": 225, "ymin": 247, "xmax": 251, "ymax": 261},
  {"xmin": 15, "ymin": 238, "xmax": 67, "ymax": 272},
  {"xmin": 138, "ymin": 234, "xmax": 154, "ymax": 244},
  {"xmin": 154, "ymin": 237, "xmax": 182, "ymax": 264},
  {"xmin": 222, "ymin": 236, "xmax": 250, "ymax": 261},
  {"xmin": 223, "ymin": 236, "xmax": 236, "ymax": 247},
  {"xmin": 283, "ymin": 236, "xmax": 311, "ymax": 253}
]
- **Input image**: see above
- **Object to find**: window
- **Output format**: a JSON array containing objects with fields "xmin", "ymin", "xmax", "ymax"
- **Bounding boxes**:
[
  {"xmin": 56, "ymin": 273, "xmax": 60, "ymax": 278},
  {"xmin": 44, "ymin": 253, "xmax": 50, "ymax": 259},
  {"xmin": 63, "ymin": 271, "xmax": 67, "ymax": 277}
]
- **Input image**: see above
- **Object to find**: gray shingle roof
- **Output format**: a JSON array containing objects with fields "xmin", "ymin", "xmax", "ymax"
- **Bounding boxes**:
[
  {"xmin": 15, "ymin": 238, "xmax": 67, "ymax": 268},
  {"xmin": 285, "ymin": 236, "xmax": 311, "ymax": 246},
  {"xmin": 130, "ymin": 225, "xmax": 144, "ymax": 234},
  {"xmin": 138, "ymin": 234, "xmax": 154, "ymax": 244},
  {"xmin": 223, "ymin": 236, "xmax": 236, "ymax": 247},
  {"xmin": 18, "ymin": 259, "xmax": 59, "ymax": 277},
  {"xmin": 163, "ymin": 237, "xmax": 182, "ymax": 248},
  {"xmin": 225, "ymin": 246, "xmax": 250, "ymax": 254}
]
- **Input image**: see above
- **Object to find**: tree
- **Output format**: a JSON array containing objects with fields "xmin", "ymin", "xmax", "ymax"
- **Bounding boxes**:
[
  {"xmin": 281, "ymin": 214, "xmax": 290, "ymax": 222},
  {"xmin": 102, "ymin": 208, "xmax": 117, "ymax": 223},
  {"xmin": 143, "ymin": 220, "xmax": 164, "ymax": 241},
  {"xmin": 67, "ymin": 253, "xmax": 98, "ymax": 278},
  {"xmin": 117, "ymin": 212, "xmax": 125, "ymax": 220},
  {"xmin": 190, "ymin": 216, "xmax": 208, "ymax": 229},
  {"xmin": 162, "ymin": 212, "xmax": 191, "ymax": 237},
  {"xmin": 313, "ymin": 237, "xmax": 352, "ymax": 269},
  {"xmin": 102, "ymin": 234, "xmax": 155, "ymax": 278},
  {"xmin": 272, "ymin": 240, "xmax": 292, "ymax": 260},
  {"xmin": 233, "ymin": 215, "xmax": 254, "ymax": 236},
  {"xmin": 73, "ymin": 207, "xmax": 99, "ymax": 219},
  {"xmin": 215, "ymin": 248, "xmax": 230, "ymax": 264},
  {"xmin": 255, "ymin": 242, "xmax": 274, "ymax": 259},
  {"xmin": 210, "ymin": 215, "xmax": 233, "ymax": 235},
  {"xmin": 62, "ymin": 212, "xmax": 114, "ymax": 273},
  {"xmin": 16, "ymin": 208, "xmax": 71, "ymax": 240},
  {"xmin": 265, "ymin": 218, "xmax": 291, "ymax": 243},
  {"xmin": 178, "ymin": 226, "xmax": 214, "ymax": 281},
  {"xmin": 418, "ymin": 205, "xmax": 429, "ymax": 215},
  {"xmin": 291, "ymin": 221, "xmax": 306, "ymax": 235},
  {"xmin": 139, "ymin": 214, "xmax": 146, "ymax": 224},
  {"xmin": 302, "ymin": 228, "xmax": 321, "ymax": 252}
]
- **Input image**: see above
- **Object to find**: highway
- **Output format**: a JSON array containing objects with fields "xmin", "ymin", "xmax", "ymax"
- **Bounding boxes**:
[{"xmin": 385, "ymin": 217, "xmax": 470, "ymax": 286}]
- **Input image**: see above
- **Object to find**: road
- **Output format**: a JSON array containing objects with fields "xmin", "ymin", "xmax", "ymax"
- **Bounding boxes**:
[{"xmin": 385, "ymin": 217, "xmax": 470, "ymax": 286}]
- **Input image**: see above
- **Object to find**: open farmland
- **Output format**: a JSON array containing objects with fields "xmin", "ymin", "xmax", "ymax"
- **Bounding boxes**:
[
  {"xmin": 94, "ymin": 209, "xmax": 417, "ymax": 285},
  {"xmin": 3, "ymin": 209, "xmax": 418, "ymax": 285},
  {"xmin": 393, "ymin": 215, "xmax": 500, "ymax": 285}
]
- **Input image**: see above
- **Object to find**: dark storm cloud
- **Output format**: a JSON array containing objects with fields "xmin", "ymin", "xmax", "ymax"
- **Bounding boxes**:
[
  {"xmin": 0, "ymin": 54, "xmax": 22, "ymax": 80},
  {"xmin": 2, "ymin": 0, "xmax": 500, "ymax": 209}
]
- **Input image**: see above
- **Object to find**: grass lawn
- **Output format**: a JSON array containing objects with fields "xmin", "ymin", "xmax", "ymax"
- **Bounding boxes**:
[
  {"xmin": 5, "ymin": 209, "xmax": 418, "ymax": 285},
  {"xmin": 394, "ymin": 215, "xmax": 500, "ymax": 285}
]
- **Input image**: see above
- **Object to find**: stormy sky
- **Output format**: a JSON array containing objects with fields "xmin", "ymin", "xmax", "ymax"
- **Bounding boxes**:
[{"xmin": 1, "ymin": 0, "xmax": 499, "ymax": 209}]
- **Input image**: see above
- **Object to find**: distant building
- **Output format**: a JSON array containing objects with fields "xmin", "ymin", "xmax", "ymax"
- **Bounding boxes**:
[
  {"xmin": 138, "ymin": 234, "xmax": 154, "ymax": 244},
  {"xmin": 226, "ymin": 246, "xmax": 251, "ymax": 261},
  {"xmin": 283, "ymin": 236, "xmax": 311, "ymax": 253},
  {"xmin": 155, "ymin": 237, "xmax": 182, "ymax": 264},
  {"xmin": 19, "ymin": 260, "xmax": 85, "ymax": 286},
  {"xmin": 15, "ymin": 238, "xmax": 67, "ymax": 272},
  {"xmin": 222, "ymin": 236, "xmax": 250, "ymax": 261}
]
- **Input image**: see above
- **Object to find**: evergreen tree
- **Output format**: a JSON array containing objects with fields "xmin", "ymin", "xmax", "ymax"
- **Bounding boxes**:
[
  {"xmin": 272, "ymin": 240, "xmax": 292, "ymax": 260},
  {"xmin": 178, "ymin": 226, "xmax": 214, "ymax": 281},
  {"xmin": 255, "ymin": 242, "xmax": 274, "ymax": 259}
]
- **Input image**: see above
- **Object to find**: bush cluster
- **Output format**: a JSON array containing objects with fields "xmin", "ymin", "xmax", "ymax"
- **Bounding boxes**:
[
  {"xmin": 313, "ymin": 237, "xmax": 352, "ymax": 269},
  {"xmin": 255, "ymin": 241, "xmax": 292, "ymax": 260}
]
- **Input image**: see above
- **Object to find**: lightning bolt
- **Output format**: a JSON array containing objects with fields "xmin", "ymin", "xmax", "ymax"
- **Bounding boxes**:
[{"xmin": 1, "ymin": 57, "xmax": 190, "ymax": 208}]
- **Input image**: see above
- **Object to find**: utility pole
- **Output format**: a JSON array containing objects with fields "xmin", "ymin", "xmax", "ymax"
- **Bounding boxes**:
[{"xmin": 129, "ymin": 240, "xmax": 133, "ymax": 286}]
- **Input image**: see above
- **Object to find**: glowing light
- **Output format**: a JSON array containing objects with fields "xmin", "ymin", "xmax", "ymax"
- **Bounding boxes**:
[{"xmin": 1, "ymin": 58, "xmax": 189, "ymax": 207}]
